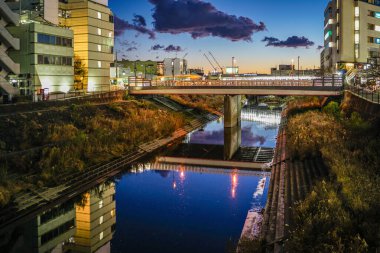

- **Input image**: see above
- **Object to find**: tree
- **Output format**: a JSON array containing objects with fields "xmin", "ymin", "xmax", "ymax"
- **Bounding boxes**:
[{"xmin": 74, "ymin": 56, "xmax": 87, "ymax": 91}]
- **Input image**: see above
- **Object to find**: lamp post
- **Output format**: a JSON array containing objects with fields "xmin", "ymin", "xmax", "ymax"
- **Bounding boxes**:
[
  {"xmin": 171, "ymin": 59, "xmax": 175, "ymax": 81},
  {"xmin": 297, "ymin": 56, "xmax": 300, "ymax": 80}
]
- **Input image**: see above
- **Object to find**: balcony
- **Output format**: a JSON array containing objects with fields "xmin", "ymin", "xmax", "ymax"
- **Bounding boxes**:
[
  {"xmin": 0, "ymin": 26, "xmax": 20, "ymax": 50},
  {"xmin": 0, "ymin": 51, "xmax": 20, "ymax": 75},
  {"xmin": 0, "ymin": 0, "xmax": 19, "ymax": 25}
]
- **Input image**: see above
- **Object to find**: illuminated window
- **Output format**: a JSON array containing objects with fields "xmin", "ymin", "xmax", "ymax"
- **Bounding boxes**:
[
  {"xmin": 99, "ymin": 216, "xmax": 103, "ymax": 224},
  {"xmin": 108, "ymin": 32, "xmax": 112, "ymax": 38},
  {"xmin": 355, "ymin": 33, "xmax": 360, "ymax": 44},
  {"xmin": 98, "ymin": 61, "xmax": 102, "ymax": 68},
  {"xmin": 98, "ymin": 45, "xmax": 101, "ymax": 52},
  {"xmin": 110, "ymin": 209, "xmax": 115, "ymax": 217},
  {"xmin": 99, "ymin": 232, "xmax": 103, "ymax": 241},
  {"xmin": 97, "ymin": 12, "xmax": 102, "ymax": 19},
  {"xmin": 97, "ymin": 28, "xmax": 101, "ymax": 35},
  {"xmin": 355, "ymin": 7, "xmax": 360, "ymax": 17},
  {"xmin": 355, "ymin": 20, "xmax": 360, "ymax": 30},
  {"xmin": 99, "ymin": 200, "xmax": 103, "ymax": 209}
]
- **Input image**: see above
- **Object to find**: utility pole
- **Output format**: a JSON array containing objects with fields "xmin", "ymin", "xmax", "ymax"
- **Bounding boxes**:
[{"xmin": 298, "ymin": 56, "xmax": 300, "ymax": 81}]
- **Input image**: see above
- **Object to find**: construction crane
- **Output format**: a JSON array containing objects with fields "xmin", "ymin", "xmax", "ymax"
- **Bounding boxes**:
[
  {"xmin": 203, "ymin": 53, "xmax": 217, "ymax": 73},
  {"xmin": 209, "ymin": 51, "xmax": 224, "ymax": 74},
  {"xmin": 182, "ymin": 53, "xmax": 188, "ymax": 59}
]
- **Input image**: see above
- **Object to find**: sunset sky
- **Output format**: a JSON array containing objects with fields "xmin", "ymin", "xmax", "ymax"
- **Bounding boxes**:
[{"xmin": 110, "ymin": 0, "xmax": 330, "ymax": 74}]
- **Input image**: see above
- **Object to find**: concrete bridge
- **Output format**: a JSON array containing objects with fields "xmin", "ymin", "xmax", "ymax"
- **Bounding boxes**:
[{"xmin": 130, "ymin": 77, "xmax": 343, "ymax": 160}]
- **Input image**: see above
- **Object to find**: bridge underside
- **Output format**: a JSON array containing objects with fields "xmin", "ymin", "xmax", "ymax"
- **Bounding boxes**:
[{"xmin": 129, "ymin": 86, "xmax": 342, "ymax": 96}]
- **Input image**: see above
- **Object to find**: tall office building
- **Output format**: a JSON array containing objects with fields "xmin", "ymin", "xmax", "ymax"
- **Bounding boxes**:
[
  {"xmin": 322, "ymin": 0, "xmax": 380, "ymax": 72},
  {"xmin": 59, "ymin": 0, "xmax": 115, "ymax": 92},
  {"xmin": 0, "ymin": 0, "xmax": 20, "ymax": 101}
]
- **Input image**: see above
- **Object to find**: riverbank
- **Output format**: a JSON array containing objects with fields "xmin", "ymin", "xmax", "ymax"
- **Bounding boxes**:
[{"xmin": 246, "ymin": 94, "xmax": 380, "ymax": 252}]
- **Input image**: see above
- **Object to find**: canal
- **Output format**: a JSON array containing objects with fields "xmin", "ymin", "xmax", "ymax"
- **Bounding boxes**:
[{"xmin": 0, "ymin": 107, "xmax": 281, "ymax": 253}]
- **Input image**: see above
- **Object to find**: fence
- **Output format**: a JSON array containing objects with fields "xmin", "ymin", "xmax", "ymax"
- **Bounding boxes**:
[{"xmin": 346, "ymin": 85, "xmax": 380, "ymax": 104}]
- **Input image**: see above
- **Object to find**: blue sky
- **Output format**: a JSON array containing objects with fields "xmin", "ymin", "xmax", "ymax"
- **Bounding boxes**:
[{"xmin": 110, "ymin": 0, "xmax": 330, "ymax": 73}]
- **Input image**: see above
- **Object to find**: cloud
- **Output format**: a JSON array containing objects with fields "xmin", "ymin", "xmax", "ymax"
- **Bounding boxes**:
[
  {"xmin": 149, "ymin": 0, "xmax": 266, "ymax": 42},
  {"xmin": 262, "ymin": 36, "xmax": 315, "ymax": 48},
  {"xmin": 151, "ymin": 44, "xmax": 183, "ymax": 52},
  {"xmin": 164, "ymin": 45, "xmax": 183, "ymax": 52},
  {"xmin": 317, "ymin": 45, "xmax": 324, "ymax": 50},
  {"xmin": 133, "ymin": 14, "xmax": 147, "ymax": 27},
  {"xmin": 151, "ymin": 44, "xmax": 165, "ymax": 50},
  {"xmin": 114, "ymin": 15, "xmax": 156, "ymax": 39},
  {"xmin": 126, "ymin": 47, "xmax": 138, "ymax": 52}
]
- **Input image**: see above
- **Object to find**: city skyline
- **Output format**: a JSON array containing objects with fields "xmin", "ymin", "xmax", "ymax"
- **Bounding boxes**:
[{"xmin": 111, "ymin": 0, "xmax": 330, "ymax": 74}]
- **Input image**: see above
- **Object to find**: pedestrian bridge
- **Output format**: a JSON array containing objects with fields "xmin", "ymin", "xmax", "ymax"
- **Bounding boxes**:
[{"xmin": 129, "ymin": 76, "xmax": 343, "ymax": 96}]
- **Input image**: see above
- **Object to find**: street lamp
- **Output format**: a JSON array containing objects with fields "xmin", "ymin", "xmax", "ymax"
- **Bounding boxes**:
[
  {"xmin": 171, "ymin": 59, "xmax": 175, "ymax": 81},
  {"xmin": 298, "ymin": 56, "xmax": 300, "ymax": 80}
]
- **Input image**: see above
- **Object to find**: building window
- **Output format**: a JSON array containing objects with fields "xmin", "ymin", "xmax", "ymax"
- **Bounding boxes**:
[
  {"xmin": 41, "ymin": 219, "xmax": 75, "ymax": 245},
  {"xmin": 109, "ymin": 15, "xmax": 114, "ymax": 23},
  {"xmin": 37, "ymin": 55, "xmax": 73, "ymax": 66},
  {"xmin": 108, "ymin": 32, "xmax": 113, "ymax": 38},
  {"xmin": 355, "ymin": 7, "xmax": 360, "ymax": 17},
  {"xmin": 98, "ymin": 45, "xmax": 102, "ymax": 52},
  {"xmin": 97, "ymin": 28, "xmax": 102, "ymax": 35},
  {"xmin": 99, "ymin": 232, "xmax": 104, "ymax": 241},
  {"xmin": 99, "ymin": 200, "xmax": 103, "ymax": 209},
  {"xmin": 97, "ymin": 12, "xmax": 102, "ymax": 19},
  {"xmin": 98, "ymin": 61, "xmax": 102, "ymax": 68},
  {"xmin": 110, "ymin": 209, "xmax": 115, "ymax": 217},
  {"xmin": 99, "ymin": 216, "xmax": 104, "ymax": 224},
  {"xmin": 37, "ymin": 33, "xmax": 72, "ymax": 47}
]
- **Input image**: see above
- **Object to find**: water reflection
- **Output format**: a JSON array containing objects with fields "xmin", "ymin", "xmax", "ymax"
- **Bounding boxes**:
[
  {"xmin": 0, "ymin": 182, "xmax": 116, "ymax": 253},
  {"xmin": 231, "ymin": 172, "xmax": 238, "ymax": 199}
]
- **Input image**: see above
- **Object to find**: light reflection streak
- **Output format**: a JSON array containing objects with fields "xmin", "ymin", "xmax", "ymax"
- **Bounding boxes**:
[{"xmin": 231, "ymin": 171, "xmax": 239, "ymax": 199}]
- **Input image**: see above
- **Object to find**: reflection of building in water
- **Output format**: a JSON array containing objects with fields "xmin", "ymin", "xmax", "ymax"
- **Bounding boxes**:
[
  {"xmin": 65, "ymin": 182, "xmax": 116, "ymax": 253},
  {"xmin": 241, "ymin": 108, "xmax": 281, "ymax": 125},
  {"xmin": 0, "ymin": 200, "xmax": 76, "ymax": 253}
]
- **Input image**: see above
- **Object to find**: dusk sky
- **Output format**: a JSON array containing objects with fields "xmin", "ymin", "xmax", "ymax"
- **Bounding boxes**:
[{"xmin": 110, "ymin": 0, "xmax": 330, "ymax": 74}]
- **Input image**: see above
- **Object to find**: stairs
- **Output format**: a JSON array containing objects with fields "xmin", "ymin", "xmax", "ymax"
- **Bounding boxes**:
[
  {"xmin": 345, "ymin": 68, "xmax": 358, "ymax": 86},
  {"xmin": 0, "ymin": 77, "xmax": 19, "ymax": 96}
]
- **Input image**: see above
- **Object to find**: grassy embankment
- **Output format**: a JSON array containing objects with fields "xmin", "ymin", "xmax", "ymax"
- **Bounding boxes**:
[
  {"xmin": 284, "ymin": 99, "xmax": 380, "ymax": 252},
  {"xmin": 169, "ymin": 95, "xmax": 225, "ymax": 114}
]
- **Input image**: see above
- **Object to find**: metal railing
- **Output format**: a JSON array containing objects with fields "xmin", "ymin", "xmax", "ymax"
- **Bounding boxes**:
[
  {"xmin": 346, "ymin": 85, "xmax": 380, "ymax": 104},
  {"xmin": 129, "ymin": 76, "xmax": 343, "ymax": 88}
]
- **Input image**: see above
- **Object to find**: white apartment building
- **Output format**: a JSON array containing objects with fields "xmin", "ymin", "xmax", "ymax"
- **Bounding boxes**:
[
  {"xmin": 322, "ymin": 0, "xmax": 380, "ymax": 72},
  {"xmin": 0, "ymin": 0, "xmax": 20, "ymax": 101}
]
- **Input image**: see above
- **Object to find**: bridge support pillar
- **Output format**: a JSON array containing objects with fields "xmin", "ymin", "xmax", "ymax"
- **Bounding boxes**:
[{"xmin": 224, "ymin": 95, "xmax": 242, "ymax": 160}]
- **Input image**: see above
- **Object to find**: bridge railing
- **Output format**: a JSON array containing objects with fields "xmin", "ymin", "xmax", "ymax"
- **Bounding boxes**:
[{"xmin": 128, "ymin": 76, "xmax": 344, "ymax": 88}]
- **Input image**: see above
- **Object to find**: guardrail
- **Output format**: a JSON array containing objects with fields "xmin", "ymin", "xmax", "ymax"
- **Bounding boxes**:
[
  {"xmin": 346, "ymin": 85, "xmax": 380, "ymax": 104},
  {"xmin": 129, "ymin": 77, "xmax": 343, "ymax": 88}
]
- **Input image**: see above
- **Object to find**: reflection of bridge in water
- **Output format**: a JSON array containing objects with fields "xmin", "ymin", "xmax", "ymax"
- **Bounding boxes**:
[
  {"xmin": 149, "ymin": 162, "xmax": 271, "ymax": 177},
  {"xmin": 157, "ymin": 143, "xmax": 274, "ymax": 170}
]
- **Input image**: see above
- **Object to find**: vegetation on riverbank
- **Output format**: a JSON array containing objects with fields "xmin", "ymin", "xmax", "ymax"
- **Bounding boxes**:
[
  {"xmin": 169, "ymin": 95, "xmax": 224, "ymax": 114},
  {"xmin": 0, "ymin": 99, "xmax": 186, "ymax": 206},
  {"xmin": 285, "ymin": 101, "xmax": 380, "ymax": 252}
]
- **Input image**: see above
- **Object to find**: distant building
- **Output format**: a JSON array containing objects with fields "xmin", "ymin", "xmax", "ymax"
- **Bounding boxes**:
[
  {"xmin": 189, "ymin": 68, "xmax": 205, "ymax": 76},
  {"xmin": 225, "ymin": 66, "xmax": 239, "ymax": 75},
  {"xmin": 322, "ymin": 0, "xmax": 380, "ymax": 72},
  {"xmin": 164, "ymin": 58, "xmax": 188, "ymax": 76},
  {"xmin": 270, "ymin": 66, "xmax": 321, "ymax": 76},
  {"xmin": 0, "ymin": 1, "xmax": 20, "ymax": 101}
]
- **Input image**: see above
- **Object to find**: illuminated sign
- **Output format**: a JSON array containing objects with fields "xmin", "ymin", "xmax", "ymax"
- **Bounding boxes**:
[
  {"xmin": 375, "ymin": 12, "xmax": 380, "ymax": 18},
  {"xmin": 375, "ymin": 38, "xmax": 380, "ymax": 44}
]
